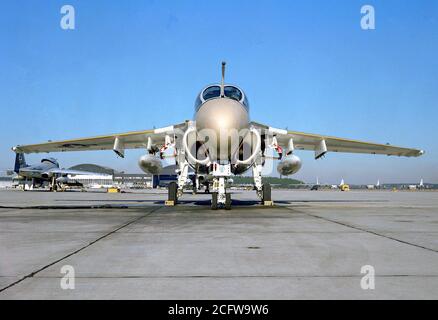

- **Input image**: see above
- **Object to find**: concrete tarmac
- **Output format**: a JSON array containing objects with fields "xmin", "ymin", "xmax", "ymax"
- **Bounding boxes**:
[{"xmin": 0, "ymin": 189, "xmax": 437, "ymax": 299}]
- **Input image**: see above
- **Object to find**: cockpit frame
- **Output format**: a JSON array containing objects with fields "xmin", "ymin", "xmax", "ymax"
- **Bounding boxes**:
[
  {"xmin": 41, "ymin": 158, "xmax": 59, "ymax": 167},
  {"xmin": 195, "ymin": 84, "xmax": 249, "ymax": 112}
]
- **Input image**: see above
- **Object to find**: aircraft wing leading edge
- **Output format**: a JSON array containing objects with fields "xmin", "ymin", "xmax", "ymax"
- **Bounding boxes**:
[
  {"xmin": 252, "ymin": 122, "xmax": 424, "ymax": 158},
  {"xmin": 13, "ymin": 121, "xmax": 424, "ymax": 158},
  {"xmin": 12, "ymin": 124, "xmax": 186, "ymax": 155}
]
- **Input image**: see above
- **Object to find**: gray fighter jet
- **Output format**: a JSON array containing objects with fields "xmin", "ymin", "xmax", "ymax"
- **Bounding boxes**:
[{"xmin": 13, "ymin": 153, "xmax": 98, "ymax": 191}]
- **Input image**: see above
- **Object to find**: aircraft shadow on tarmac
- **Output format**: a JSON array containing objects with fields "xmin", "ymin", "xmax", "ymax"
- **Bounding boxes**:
[
  {"xmin": 0, "ymin": 198, "xmax": 387, "ymax": 210},
  {"xmin": 54, "ymin": 199, "xmax": 266, "ymax": 206},
  {"xmin": 53, "ymin": 198, "xmax": 387, "ymax": 207}
]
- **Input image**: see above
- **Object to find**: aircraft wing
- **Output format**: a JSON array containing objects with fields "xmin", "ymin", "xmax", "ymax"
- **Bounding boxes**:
[
  {"xmin": 12, "ymin": 123, "xmax": 186, "ymax": 157},
  {"xmin": 46, "ymin": 168, "xmax": 105, "ymax": 176},
  {"xmin": 252, "ymin": 122, "xmax": 424, "ymax": 159}
]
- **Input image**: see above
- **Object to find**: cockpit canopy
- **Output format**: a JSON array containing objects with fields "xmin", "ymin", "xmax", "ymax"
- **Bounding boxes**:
[
  {"xmin": 195, "ymin": 85, "xmax": 249, "ymax": 111},
  {"xmin": 41, "ymin": 158, "xmax": 59, "ymax": 167}
]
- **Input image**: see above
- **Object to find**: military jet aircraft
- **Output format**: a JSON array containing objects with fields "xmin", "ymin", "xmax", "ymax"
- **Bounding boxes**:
[
  {"xmin": 13, "ymin": 153, "xmax": 99, "ymax": 191},
  {"xmin": 13, "ymin": 62, "xmax": 424, "ymax": 208}
]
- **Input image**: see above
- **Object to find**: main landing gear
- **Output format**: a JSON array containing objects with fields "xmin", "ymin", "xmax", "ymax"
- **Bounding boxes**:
[
  {"xmin": 262, "ymin": 183, "xmax": 272, "ymax": 203},
  {"xmin": 50, "ymin": 176, "xmax": 58, "ymax": 192},
  {"xmin": 253, "ymin": 163, "xmax": 273, "ymax": 206},
  {"xmin": 166, "ymin": 180, "xmax": 271, "ymax": 209},
  {"xmin": 166, "ymin": 181, "xmax": 178, "ymax": 206},
  {"xmin": 165, "ymin": 162, "xmax": 272, "ymax": 209}
]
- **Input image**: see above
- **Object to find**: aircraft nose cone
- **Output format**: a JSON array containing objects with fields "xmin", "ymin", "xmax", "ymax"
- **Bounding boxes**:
[
  {"xmin": 194, "ymin": 98, "xmax": 250, "ymax": 161},
  {"xmin": 195, "ymin": 98, "xmax": 249, "ymax": 133}
]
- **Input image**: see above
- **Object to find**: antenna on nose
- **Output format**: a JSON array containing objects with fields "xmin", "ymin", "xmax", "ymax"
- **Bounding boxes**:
[{"xmin": 220, "ymin": 61, "xmax": 226, "ymax": 97}]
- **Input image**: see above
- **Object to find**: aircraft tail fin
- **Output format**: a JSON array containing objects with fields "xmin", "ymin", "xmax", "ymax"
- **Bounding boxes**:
[{"xmin": 14, "ymin": 153, "xmax": 27, "ymax": 173}]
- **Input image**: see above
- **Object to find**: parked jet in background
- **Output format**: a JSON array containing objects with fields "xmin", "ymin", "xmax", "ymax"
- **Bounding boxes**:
[
  {"xmin": 367, "ymin": 179, "xmax": 381, "ymax": 190},
  {"xmin": 13, "ymin": 153, "xmax": 98, "ymax": 191},
  {"xmin": 409, "ymin": 179, "xmax": 425, "ymax": 190}
]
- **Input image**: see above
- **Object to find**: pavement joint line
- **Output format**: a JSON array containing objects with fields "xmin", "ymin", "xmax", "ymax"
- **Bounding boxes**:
[
  {"xmin": 13, "ymin": 275, "xmax": 438, "ymax": 279},
  {"xmin": 2, "ymin": 230, "xmax": 436, "ymax": 234},
  {"xmin": 285, "ymin": 207, "xmax": 438, "ymax": 254},
  {"xmin": 0, "ymin": 206, "xmax": 161, "ymax": 294},
  {"xmin": 0, "ymin": 205, "xmax": 134, "ymax": 209}
]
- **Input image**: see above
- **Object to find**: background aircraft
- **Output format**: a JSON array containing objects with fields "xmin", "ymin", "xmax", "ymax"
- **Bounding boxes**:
[
  {"xmin": 13, "ymin": 63, "xmax": 424, "ymax": 208},
  {"xmin": 367, "ymin": 180, "xmax": 381, "ymax": 190},
  {"xmin": 409, "ymin": 179, "xmax": 425, "ymax": 190},
  {"xmin": 13, "ymin": 153, "xmax": 99, "ymax": 191}
]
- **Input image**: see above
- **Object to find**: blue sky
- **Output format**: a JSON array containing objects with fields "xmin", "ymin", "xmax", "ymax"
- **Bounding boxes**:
[{"xmin": 1, "ymin": 0, "xmax": 437, "ymax": 184}]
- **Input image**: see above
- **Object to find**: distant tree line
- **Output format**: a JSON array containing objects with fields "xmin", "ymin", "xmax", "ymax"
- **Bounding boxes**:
[{"xmin": 232, "ymin": 176, "xmax": 303, "ymax": 187}]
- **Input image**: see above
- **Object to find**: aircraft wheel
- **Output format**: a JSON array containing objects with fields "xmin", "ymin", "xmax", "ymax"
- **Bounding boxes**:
[
  {"xmin": 262, "ymin": 183, "xmax": 271, "ymax": 202},
  {"xmin": 168, "ymin": 182, "xmax": 178, "ymax": 203},
  {"xmin": 225, "ymin": 193, "xmax": 232, "ymax": 210},
  {"xmin": 211, "ymin": 192, "xmax": 218, "ymax": 210}
]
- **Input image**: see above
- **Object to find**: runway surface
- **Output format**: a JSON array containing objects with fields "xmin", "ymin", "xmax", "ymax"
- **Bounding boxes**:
[{"xmin": 0, "ymin": 189, "xmax": 437, "ymax": 299}]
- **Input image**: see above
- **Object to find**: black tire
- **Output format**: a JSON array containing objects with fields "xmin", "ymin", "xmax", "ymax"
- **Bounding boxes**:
[
  {"xmin": 262, "ymin": 183, "xmax": 271, "ymax": 202},
  {"xmin": 225, "ymin": 193, "xmax": 232, "ymax": 210},
  {"xmin": 168, "ymin": 182, "xmax": 178, "ymax": 203},
  {"xmin": 211, "ymin": 192, "xmax": 218, "ymax": 210}
]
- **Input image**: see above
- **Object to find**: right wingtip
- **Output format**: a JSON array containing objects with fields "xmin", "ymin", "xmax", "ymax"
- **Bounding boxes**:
[{"xmin": 414, "ymin": 150, "xmax": 425, "ymax": 157}]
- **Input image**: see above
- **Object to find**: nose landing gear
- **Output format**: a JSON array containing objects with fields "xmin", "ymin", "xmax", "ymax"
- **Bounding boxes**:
[
  {"xmin": 210, "ymin": 164, "xmax": 232, "ymax": 210},
  {"xmin": 211, "ymin": 191, "xmax": 231, "ymax": 210}
]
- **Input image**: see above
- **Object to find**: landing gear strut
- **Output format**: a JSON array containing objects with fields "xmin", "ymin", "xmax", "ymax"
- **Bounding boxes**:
[
  {"xmin": 50, "ymin": 176, "xmax": 58, "ymax": 192},
  {"xmin": 253, "ymin": 162, "xmax": 273, "ymax": 206},
  {"xmin": 166, "ymin": 159, "xmax": 190, "ymax": 206}
]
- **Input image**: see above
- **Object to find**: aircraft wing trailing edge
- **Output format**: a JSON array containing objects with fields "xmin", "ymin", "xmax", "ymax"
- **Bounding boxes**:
[{"xmin": 251, "ymin": 122, "xmax": 424, "ymax": 159}]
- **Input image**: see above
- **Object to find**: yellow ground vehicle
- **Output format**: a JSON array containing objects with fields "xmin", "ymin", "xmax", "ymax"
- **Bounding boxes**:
[{"xmin": 340, "ymin": 184, "xmax": 350, "ymax": 191}]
